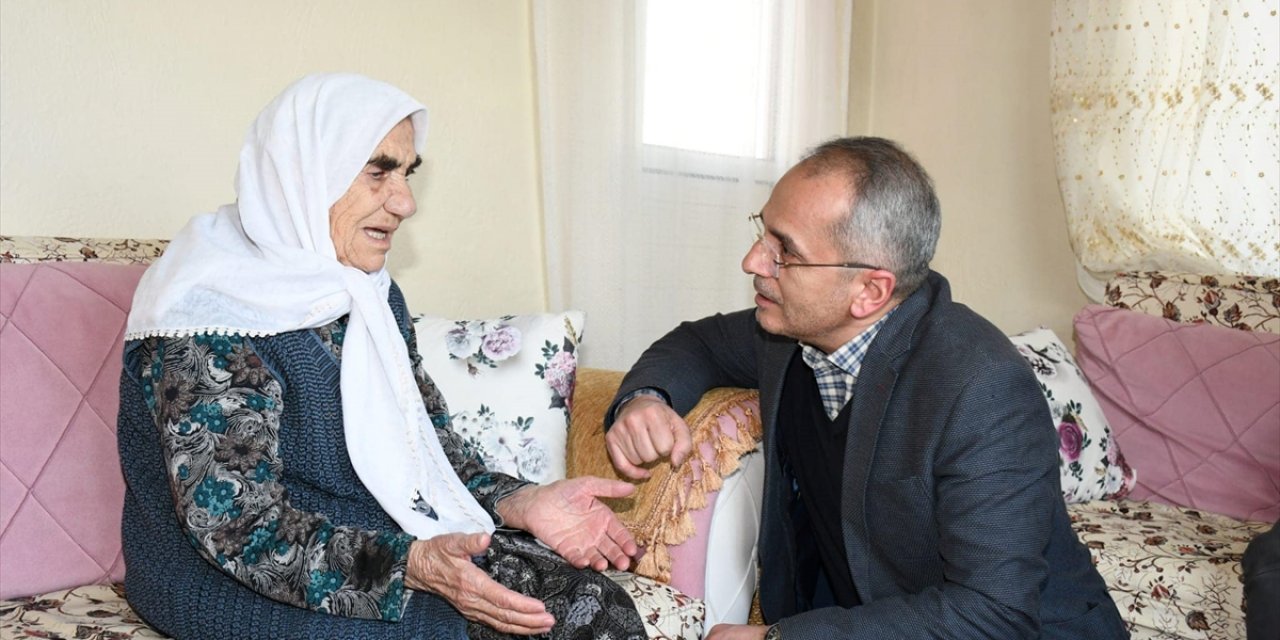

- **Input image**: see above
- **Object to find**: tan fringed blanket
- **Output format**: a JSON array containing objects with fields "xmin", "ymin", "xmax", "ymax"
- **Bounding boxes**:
[{"xmin": 567, "ymin": 368, "xmax": 763, "ymax": 584}]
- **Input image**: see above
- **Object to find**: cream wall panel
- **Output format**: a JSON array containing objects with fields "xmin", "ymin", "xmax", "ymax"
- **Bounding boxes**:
[
  {"xmin": 850, "ymin": 0, "xmax": 1087, "ymax": 344},
  {"xmin": 0, "ymin": 0, "xmax": 545, "ymax": 318}
]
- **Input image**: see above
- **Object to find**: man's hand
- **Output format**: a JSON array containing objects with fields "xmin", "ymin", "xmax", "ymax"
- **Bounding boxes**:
[
  {"xmin": 605, "ymin": 395, "xmax": 694, "ymax": 479},
  {"xmin": 706, "ymin": 623, "xmax": 770, "ymax": 639},
  {"xmin": 497, "ymin": 477, "xmax": 640, "ymax": 571},
  {"xmin": 405, "ymin": 533, "xmax": 554, "ymax": 635}
]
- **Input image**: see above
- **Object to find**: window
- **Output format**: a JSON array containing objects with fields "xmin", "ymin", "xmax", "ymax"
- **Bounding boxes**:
[{"xmin": 641, "ymin": 0, "xmax": 780, "ymax": 162}]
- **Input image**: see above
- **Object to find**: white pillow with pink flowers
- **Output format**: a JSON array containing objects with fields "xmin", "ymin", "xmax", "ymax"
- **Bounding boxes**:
[
  {"xmin": 413, "ymin": 311, "xmax": 585, "ymax": 483},
  {"xmin": 1008, "ymin": 327, "xmax": 1137, "ymax": 503}
]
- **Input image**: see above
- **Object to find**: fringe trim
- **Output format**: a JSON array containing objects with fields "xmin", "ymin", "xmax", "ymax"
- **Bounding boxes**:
[
  {"xmin": 621, "ymin": 388, "xmax": 763, "ymax": 584},
  {"xmin": 124, "ymin": 326, "xmax": 285, "ymax": 340}
]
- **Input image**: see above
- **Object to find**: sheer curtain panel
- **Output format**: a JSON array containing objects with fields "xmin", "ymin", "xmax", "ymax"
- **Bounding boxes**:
[
  {"xmin": 534, "ymin": 0, "xmax": 853, "ymax": 369},
  {"xmin": 1050, "ymin": 0, "xmax": 1280, "ymax": 299}
]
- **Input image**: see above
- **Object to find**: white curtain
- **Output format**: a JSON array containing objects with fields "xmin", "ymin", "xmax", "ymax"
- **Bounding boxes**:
[
  {"xmin": 534, "ymin": 0, "xmax": 853, "ymax": 370},
  {"xmin": 1050, "ymin": 0, "xmax": 1280, "ymax": 299}
]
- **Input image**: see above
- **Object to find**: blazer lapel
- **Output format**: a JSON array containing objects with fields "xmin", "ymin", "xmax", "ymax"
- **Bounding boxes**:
[{"xmin": 839, "ymin": 274, "xmax": 941, "ymax": 600}]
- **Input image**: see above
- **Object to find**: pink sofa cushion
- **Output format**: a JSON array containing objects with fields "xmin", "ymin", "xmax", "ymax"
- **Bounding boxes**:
[
  {"xmin": 1074, "ymin": 304, "xmax": 1280, "ymax": 522},
  {"xmin": 0, "ymin": 262, "xmax": 146, "ymax": 599}
]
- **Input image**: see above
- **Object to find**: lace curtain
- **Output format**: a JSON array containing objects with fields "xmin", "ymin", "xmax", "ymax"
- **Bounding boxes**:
[
  {"xmin": 533, "ymin": 0, "xmax": 852, "ymax": 370},
  {"xmin": 1050, "ymin": 0, "xmax": 1280, "ymax": 299}
]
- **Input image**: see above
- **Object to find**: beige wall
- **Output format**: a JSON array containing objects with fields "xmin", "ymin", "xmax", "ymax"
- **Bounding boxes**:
[
  {"xmin": 0, "ymin": 1, "xmax": 545, "ymax": 318},
  {"xmin": 850, "ymin": 0, "xmax": 1087, "ymax": 343},
  {"xmin": 1, "ymin": 1, "xmax": 1082, "ymax": 338}
]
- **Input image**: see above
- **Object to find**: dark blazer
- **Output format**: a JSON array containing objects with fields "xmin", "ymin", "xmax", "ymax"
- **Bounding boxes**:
[{"xmin": 609, "ymin": 272, "xmax": 1128, "ymax": 639}]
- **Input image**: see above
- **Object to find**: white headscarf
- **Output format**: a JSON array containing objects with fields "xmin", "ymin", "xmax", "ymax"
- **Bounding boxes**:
[{"xmin": 126, "ymin": 73, "xmax": 494, "ymax": 540}]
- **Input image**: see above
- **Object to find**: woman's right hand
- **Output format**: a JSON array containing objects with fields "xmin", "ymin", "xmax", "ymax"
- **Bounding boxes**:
[{"xmin": 405, "ymin": 533, "xmax": 554, "ymax": 635}]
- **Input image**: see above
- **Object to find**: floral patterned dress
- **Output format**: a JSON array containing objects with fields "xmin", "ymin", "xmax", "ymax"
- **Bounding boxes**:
[{"xmin": 116, "ymin": 282, "xmax": 643, "ymax": 639}]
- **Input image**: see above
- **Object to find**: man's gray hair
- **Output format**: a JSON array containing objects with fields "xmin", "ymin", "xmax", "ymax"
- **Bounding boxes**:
[{"xmin": 800, "ymin": 137, "xmax": 941, "ymax": 299}]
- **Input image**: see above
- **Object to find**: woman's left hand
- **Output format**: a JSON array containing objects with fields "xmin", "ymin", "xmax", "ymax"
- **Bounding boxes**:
[{"xmin": 497, "ymin": 477, "xmax": 640, "ymax": 571}]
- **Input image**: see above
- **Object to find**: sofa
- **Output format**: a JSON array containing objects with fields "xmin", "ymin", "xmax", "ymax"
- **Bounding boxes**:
[
  {"xmin": 1063, "ymin": 273, "xmax": 1279, "ymax": 639},
  {"xmin": 0, "ymin": 235, "xmax": 764, "ymax": 640},
  {"xmin": 1, "ymin": 235, "xmax": 1275, "ymax": 640}
]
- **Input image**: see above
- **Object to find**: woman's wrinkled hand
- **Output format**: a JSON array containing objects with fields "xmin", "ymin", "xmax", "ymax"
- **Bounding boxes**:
[
  {"xmin": 405, "ymin": 533, "xmax": 554, "ymax": 635},
  {"xmin": 497, "ymin": 478, "xmax": 640, "ymax": 571}
]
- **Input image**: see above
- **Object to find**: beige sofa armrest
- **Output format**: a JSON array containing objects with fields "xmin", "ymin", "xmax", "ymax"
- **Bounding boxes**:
[{"xmin": 567, "ymin": 368, "xmax": 762, "ymax": 584}]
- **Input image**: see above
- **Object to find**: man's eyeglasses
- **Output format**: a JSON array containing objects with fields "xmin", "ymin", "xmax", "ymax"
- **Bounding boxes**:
[{"xmin": 749, "ymin": 213, "xmax": 884, "ymax": 278}]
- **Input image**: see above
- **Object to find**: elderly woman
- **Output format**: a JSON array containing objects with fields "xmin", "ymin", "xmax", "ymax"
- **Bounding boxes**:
[{"xmin": 117, "ymin": 74, "xmax": 645, "ymax": 639}]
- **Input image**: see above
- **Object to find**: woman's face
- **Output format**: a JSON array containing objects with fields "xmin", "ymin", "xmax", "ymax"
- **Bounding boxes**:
[{"xmin": 329, "ymin": 118, "xmax": 421, "ymax": 273}]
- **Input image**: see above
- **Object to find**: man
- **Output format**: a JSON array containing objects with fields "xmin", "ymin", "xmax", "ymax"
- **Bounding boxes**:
[{"xmin": 605, "ymin": 137, "xmax": 1128, "ymax": 639}]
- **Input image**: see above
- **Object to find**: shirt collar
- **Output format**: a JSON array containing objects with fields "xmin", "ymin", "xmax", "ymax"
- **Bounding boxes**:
[{"xmin": 799, "ymin": 310, "xmax": 894, "ymax": 381}]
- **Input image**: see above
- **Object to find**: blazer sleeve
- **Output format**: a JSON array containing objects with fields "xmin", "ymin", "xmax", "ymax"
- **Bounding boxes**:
[
  {"xmin": 778, "ymin": 356, "xmax": 1061, "ymax": 640},
  {"xmin": 606, "ymin": 308, "xmax": 764, "ymax": 426}
]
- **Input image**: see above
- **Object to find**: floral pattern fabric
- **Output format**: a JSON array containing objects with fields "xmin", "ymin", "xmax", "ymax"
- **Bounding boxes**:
[
  {"xmin": 129, "ymin": 316, "xmax": 533, "ymax": 623},
  {"xmin": 1008, "ymin": 328, "xmax": 1136, "ymax": 503},
  {"xmin": 401, "ymin": 323, "xmax": 534, "ymax": 520},
  {"xmin": 444, "ymin": 317, "xmax": 525, "ymax": 374},
  {"xmin": 413, "ymin": 311, "xmax": 586, "ymax": 483},
  {"xmin": 133, "ymin": 331, "xmax": 417, "ymax": 621},
  {"xmin": 130, "ymin": 315, "xmax": 661, "ymax": 636},
  {"xmin": 0, "ymin": 573, "xmax": 706, "ymax": 640},
  {"xmin": 1105, "ymin": 271, "xmax": 1280, "ymax": 334},
  {"xmin": 1068, "ymin": 499, "xmax": 1270, "ymax": 640},
  {"xmin": 0, "ymin": 584, "xmax": 168, "ymax": 639},
  {"xmin": 469, "ymin": 532, "xmax": 646, "ymax": 640},
  {"xmin": 0, "ymin": 235, "xmax": 168, "ymax": 264},
  {"xmin": 604, "ymin": 571, "xmax": 705, "ymax": 640}
]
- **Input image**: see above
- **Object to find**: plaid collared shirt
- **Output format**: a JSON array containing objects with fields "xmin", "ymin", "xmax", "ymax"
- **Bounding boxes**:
[{"xmin": 799, "ymin": 312, "xmax": 893, "ymax": 420}]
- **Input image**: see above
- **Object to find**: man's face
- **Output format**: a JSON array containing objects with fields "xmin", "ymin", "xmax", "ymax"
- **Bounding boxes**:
[
  {"xmin": 741, "ymin": 166, "xmax": 864, "ymax": 352},
  {"xmin": 329, "ymin": 118, "xmax": 421, "ymax": 273}
]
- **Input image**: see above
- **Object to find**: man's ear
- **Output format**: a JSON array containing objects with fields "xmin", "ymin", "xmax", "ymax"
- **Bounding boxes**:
[{"xmin": 848, "ymin": 269, "xmax": 896, "ymax": 319}]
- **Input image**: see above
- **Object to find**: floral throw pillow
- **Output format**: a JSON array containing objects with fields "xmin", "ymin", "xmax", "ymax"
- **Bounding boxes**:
[
  {"xmin": 1008, "ymin": 328, "xmax": 1136, "ymax": 503},
  {"xmin": 413, "ymin": 311, "xmax": 585, "ymax": 483}
]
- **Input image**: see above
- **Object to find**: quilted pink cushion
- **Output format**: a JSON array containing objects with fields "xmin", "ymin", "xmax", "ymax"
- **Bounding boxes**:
[
  {"xmin": 1074, "ymin": 304, "xmax": 1280, "ymax": 522},
  {"xmin": 0, "ymin": 262, "xmax": 146, "ymax": 599}
]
